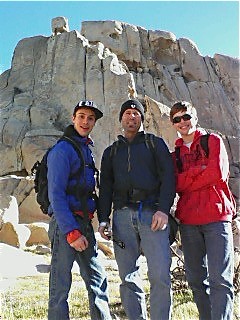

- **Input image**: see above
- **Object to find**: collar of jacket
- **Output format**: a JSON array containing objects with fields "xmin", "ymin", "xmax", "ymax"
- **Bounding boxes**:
[
  {"xmin": 175, "ymin": 128, "xmax": 208, "ymax": 147},
  {"xmin": 117, "ymin": 130, "xmax": 145, "ymax": 144},
  {"xmin": 63, "ymin": 124, "xmax": 94, "ymax": 146}
]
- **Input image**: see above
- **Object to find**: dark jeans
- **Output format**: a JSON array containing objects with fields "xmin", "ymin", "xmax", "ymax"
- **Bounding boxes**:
[{"xmin": 48, "ymin": 216, "xmax": 112, "ymax": 320}]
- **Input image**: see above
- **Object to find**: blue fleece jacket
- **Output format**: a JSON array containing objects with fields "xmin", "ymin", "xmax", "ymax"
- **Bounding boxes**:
[{"xmin": 47, "ymin": 125, "xmax": 96, "ymax": 235}]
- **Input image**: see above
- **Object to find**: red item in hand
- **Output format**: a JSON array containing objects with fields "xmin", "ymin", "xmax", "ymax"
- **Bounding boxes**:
[{"xmin": 67, "ymin": 229, "xmax": 82, "ymax": 244}]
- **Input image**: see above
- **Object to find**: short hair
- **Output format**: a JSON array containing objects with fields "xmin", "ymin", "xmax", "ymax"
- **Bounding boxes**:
[{"xmin": 170, "ymin": 101, "xmax": 197, "ymax": 122}]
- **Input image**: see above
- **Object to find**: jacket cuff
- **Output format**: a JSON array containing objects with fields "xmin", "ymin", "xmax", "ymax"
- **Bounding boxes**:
[
  {"xmin": 98, "ymin": 216, "xmax": 111, "ymax": 224},
  {"xmin": 66, "ymin": 229, "xmax": 82, "ymax": 244},
  {"xmin": 155, "ymin": 204, "xmax": 169, "ymax": 215}
]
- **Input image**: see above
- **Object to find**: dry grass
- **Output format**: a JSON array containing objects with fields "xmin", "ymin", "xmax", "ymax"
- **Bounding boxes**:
[
  {"xmin": 1, "ymin": 272, "xmax": 199, "ymax": 320},
  {"xmin": 1, "ymin": 250, "xmax": 239, "ymax": 320}
]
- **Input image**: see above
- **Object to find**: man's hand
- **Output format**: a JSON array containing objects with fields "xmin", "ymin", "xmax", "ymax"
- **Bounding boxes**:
[
  {"xmin": 151, "ymin": 211, "xmax": 168, "ymax": 232},
  {"xmin": 98, "ymin": 222, "xmax": 112, "ymax": 240},
  {"xmin": 70, "ymin": 235, "xmax": 88, "ymax": 251}
]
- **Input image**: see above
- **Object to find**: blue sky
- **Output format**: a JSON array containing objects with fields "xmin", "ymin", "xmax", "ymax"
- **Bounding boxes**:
[{"xmin": 0, "ymin": 1, "xmax": 239, "ymax": 74}]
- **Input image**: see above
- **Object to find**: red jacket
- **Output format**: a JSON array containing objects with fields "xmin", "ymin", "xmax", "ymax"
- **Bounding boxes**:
[{"xmin": 172, "ymin": 129, "xmax": 236, "ymax": 225}]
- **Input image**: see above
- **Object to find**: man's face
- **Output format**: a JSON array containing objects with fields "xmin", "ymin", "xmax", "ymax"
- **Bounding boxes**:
[
  {"xmin": 121, "ymin": 108, "xmax": 142, "ymax": 134},
  {"xmin": 72, "ymin": 108, "xmax": 96, "ymax": 137},
  {"xmin": 172, "ymin": 109, "xmax": 198, "ymax": 137}
]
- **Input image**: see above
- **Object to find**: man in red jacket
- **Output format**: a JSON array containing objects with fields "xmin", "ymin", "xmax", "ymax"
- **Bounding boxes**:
[{"xmin": 170, "ymin": 101, "xmax": 236, "ymax": 320}]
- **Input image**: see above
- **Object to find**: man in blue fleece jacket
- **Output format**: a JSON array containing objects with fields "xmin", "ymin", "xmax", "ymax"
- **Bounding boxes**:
[
  {"xmin": 98, "ymin": 99, "xmax": 175, "ymax": 320},
  {"xmin": 47, "ymin": 100, "xmax": 112, "ymax": 320}
]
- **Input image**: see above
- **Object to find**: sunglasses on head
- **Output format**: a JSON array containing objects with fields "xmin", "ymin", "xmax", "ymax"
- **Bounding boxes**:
[{"xmin": 172, "ymin": 114, "xmax": 192, "ymax": 124}]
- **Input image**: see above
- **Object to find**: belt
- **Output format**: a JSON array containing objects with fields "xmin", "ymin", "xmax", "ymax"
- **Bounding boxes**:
[{"xmin": 74, "ymin": 211, "xmax": 94, "ymax": 219}]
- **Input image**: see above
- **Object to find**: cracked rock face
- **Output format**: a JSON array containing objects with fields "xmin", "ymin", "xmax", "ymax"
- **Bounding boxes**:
[{"xmin": 0, "ymin": 18, "xmax": 239, "ymax": 227}]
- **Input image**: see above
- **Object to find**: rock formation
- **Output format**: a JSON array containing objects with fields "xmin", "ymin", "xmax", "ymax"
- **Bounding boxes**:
[{"xmin": 0, "ymin": 17, "xmax": 239, "ymax": 242}]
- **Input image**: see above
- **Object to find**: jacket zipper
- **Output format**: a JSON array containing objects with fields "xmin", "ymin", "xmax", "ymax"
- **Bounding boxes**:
[{"xmin": 127, "ymin": 145, "xmax": 131, "ymax": 172}]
